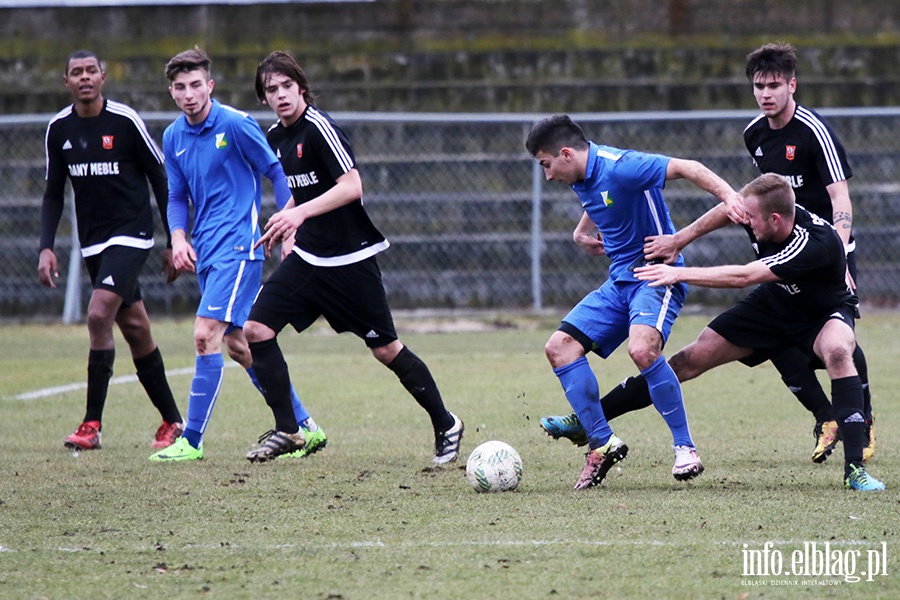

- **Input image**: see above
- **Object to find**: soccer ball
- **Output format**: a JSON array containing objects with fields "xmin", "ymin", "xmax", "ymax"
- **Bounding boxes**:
[{"xmin": 465, "ymin": 440, "xmax": 523, "ymax": 493}]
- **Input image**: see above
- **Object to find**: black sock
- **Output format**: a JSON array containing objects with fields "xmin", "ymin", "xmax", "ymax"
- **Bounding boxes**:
[
  {"xmin": 387, "ymin": 346, "xmax": 453, "ymax": 432},
  {"xmin": 85, "ymin": 349, "xmax": 115, "ymax": 424},
  {"xmin": 600, "ymin": 375, "xmax": 652, "ymax": 421},
  {"xmin": 853, "ymin": 345, "xmax": 873, "ymax": 420},
  {"xmin": 134, "ymin": 347, "xmax": 182, "ymax": 424},
  {"xmin": 248, "ymin": 338, "xmax": 298, "ymax": 433},
  {"xmin": 772, "ymin": 350, "xmax": 833, "ymax": 422},
  {"xmin": 831, "ymin": 375, "xmax": 865, "ymax": 475}
]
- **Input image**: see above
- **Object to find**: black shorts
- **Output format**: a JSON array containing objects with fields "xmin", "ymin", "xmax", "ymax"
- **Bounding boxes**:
[
  {"xmin": 708, "ymin": 288, "xmax": 856, "ymax": 369},
  {"xmin": 248, "ymin": 252, "xmax": 398, "ymax": 348},
  {"xmin": 83, "ymin": 245, "xmax": 148, "ymax": 306}
]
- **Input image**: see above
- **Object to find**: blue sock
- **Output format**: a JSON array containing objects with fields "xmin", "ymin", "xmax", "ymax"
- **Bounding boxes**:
[
  {"xmin": 554, "ymin": 356, "xmax": 612, "ymax": 449},
  {"xmin": 183, "ymin": 353, "xmax": 225, "ymax": 449},
  {"xmin": 245, "ymin": 367, "xmax": 310, "ymax": 426},
  {"xmin": 642, "ymin": 355, "xmax": 693, "ymax": 448}
]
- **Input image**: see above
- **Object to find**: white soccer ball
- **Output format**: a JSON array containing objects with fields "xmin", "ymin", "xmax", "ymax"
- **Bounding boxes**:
[{"xmin": 465, "ymin": 440, "xmax": 523, "ymax": 493}]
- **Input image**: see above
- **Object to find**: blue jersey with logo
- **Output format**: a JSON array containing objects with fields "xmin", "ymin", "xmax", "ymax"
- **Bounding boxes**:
[
  {"xmin": 164, "ymin": 99, "xmax": 281, "ymax": 270},
  {"xmin": 571, "ymin": 142, "xmax": 682, "ymax": 282}
]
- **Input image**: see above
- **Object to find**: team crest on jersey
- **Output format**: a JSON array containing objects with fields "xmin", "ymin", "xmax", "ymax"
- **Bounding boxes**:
[
  {"xmin": 296, "ymin": 143, "xmax": 303, "ymax": 158},
  {"xmin": 102, "ymin": 136, "xmax": 114, "ymax": 150},
  {"xmin": 215, "ymin": 132, "xmax": 228, "ymax": 149},
  {"xmin": 785, "ymin": 145, "xmax": 796, "ymax": 160},
  {"xmin": 602, "ymin": 190, "xmax": 613, "ymax": 207}
]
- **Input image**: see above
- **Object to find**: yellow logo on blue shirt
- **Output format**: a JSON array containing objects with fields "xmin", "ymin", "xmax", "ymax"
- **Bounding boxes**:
[
  {"xmin": 215, "ymin": 133, "xmax": 228, "ymax": 149},
  {"xmin": 602, "ymin": 190, "xmax": 614, "ymax": 207}
]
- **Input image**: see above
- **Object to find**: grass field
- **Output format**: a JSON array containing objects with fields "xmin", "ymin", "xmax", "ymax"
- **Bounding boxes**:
[{"xmin": 1, "ymin": 311, "xmax": 898, "ymax": 599}]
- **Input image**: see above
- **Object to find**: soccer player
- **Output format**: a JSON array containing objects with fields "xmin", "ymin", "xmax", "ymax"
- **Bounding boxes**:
[
  {"xmin": 631, "ymin": 174, "xmax": 884, "ymax": 491},
  {"xmin": 240, "ymin": 51, "xmax": 463, "ymax": 464},
  {"xmin": 744, "ymin": 42, "xmax": 875, "ymax": 462},
  {"xmin": 39, "ymin": 50, "xmax": 184, "ymax": 451},
  {"xmin": 149, "ymin": 47, "xmax": 323, "ymax": 462},
  {"xmin": 542, "ymin": 43, "xmax": 877, "ymax": 465},
  {"xmin": 525, "ymin": 115, "xmax": 742, "ymax": 489}
]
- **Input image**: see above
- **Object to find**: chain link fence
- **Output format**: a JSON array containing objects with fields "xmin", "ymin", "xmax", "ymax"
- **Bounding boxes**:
[{"xmin": 3, "ymin": 109, "xmax": 900, "ymax": 320}]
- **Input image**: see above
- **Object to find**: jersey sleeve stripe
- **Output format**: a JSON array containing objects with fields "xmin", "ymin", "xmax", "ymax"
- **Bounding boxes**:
[
  {"xmin": 306, "ymin": 107, "xmax": 354, "ymax": 173},
  {"xmin": 760, "ymin": 226, "xmax": 809, "ymax": 267},
  {"xmin": 106, "ymin": 100, "xmax": 165, "ymax": 164},
  {"xmin": 44, "ymin": 106, "xmax": 73, "ymax": 179},
  {"xmin": 794, "ymin": 106, "xmax": 846, "ymax": 183}
]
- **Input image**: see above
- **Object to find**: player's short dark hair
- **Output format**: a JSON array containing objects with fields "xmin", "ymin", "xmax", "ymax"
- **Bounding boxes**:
[
  {"xmin": 165, "ymin": 45, "xmax": 211, "ymax": 82},
  {"xmin": 254, "ymin": 51, "xmax": 316, "ymax": 106},
  {"xmin": 65, "ymin": 50, "xmax": 102, "ymax": 76},
  {"xmin": 740, "ymin": 173, "xmax": 795, "ymax": 217},
  {"xmin": 745, "ymin": 42, "xmax": 797, "ymax": 82},
  {"xmin": 525, "ymin": 114, "xmax": 590, "ymax": 157}
]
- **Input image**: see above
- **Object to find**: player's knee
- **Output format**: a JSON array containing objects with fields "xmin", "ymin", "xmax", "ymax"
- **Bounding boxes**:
[
  {"xmin": 544, "ymin": 333, "xmax": 582, "ymax": 368},
  {"xmin": 243, "ymin": 320, "xmax": 269, "ymax": 344},
  {"xmin": 627, "ymin": 343, "xmax": 660, "ymax": 372}
]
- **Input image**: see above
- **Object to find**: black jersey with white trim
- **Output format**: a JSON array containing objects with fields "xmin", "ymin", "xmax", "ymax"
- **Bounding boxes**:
[
  {"xmin": 41, "ymin": 99, "xmax": 168, "ymax": 256},
  {"xmin": 266, "ymin": 106, "xmax": 387, "ymax": 266},
  {"xmin": 748, "ymin": 206, "xmax": 855, "ymax": 319},
  {"xmin": 743, "ymin": 105, "xmax": 852, "ymax": 223}
]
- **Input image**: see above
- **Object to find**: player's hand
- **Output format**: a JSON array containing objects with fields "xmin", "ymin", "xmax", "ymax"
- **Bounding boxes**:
[
  {"xmin": 255, "ymin": 206, "xmax": 306, "ymax": 255},
  {"xmin": 723, "ymin": 191, "xmax": 747, "ymax": 224},
  {"xmin": 171, "ymin": 238, "xmax": 197, "ymax": 274},
  {"xmin": 161, "ymin": 248, "xmax": 179, "ymax": 283},
  {"xmin": 643, "ymin": 234, "xmax": 681, "ymax": 264},
  {"xmin": 280, "ymin": 231, "xmax": 296, "ymax": 262},
  {"xmin": 37, "ymin": 248, "xmax": 59, "ymax": 288},
  {"xmin": 574, "ymin": 231, "xmax": 606, "ymax": 257},
  {"xmin": 634, "ymin": 263, "xmax": 680, "ymax": 287}
]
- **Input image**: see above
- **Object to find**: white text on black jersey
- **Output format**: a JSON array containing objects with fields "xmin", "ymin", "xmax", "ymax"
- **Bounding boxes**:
[
  {"xmin": 68, "ymin": 162, "xmax": 121, "ymax": 177},
  {"xmin": 287, "ymin": 171, "xmax": 319, "ymax": 188}
]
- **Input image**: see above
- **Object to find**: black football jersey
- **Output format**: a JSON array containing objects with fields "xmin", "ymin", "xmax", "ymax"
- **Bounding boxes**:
[
  {"xmin": 743, "ymin": 105, "xmax": 852, "ymax": 223},
  {"xmin": 748, "ymin": 206, "xmax": 855, "ymax": 319},
  {"xmin": 41, "ymin": 99, "xmax": 168, "ymax": 255},
  {"xmin": 265, "ymin": 106, "xmax": 387, "ymax": 266}
]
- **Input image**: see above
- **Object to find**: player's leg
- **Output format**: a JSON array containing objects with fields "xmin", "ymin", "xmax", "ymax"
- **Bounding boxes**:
[
  {"xmin": 769, "ymin": 348, "xmax": 838, "ymax": 463},
  {"xmin": 547, "ymin": 284, "xmax": 629, "ymax": 489},
  {"xmin": 151, "ymin": 261, "xmax": 241, "ymax": 461},
  {"xmin": 64, "ymin": 250, "xmax": 130, "ymax": 450},
  {"xmin": 243, "ymin": 254, "xmax": 324, "ymax": 461},
  {"xmin": 319, "ymin": 257, "xmax": 462, "ymax": 464},
  {"xmin": 116, "ymin": 299, "xmax": 184, "ymax": 448},
  {"xmin": 812, "ymin": 315, "xmax": 883, "ymax": 491}
]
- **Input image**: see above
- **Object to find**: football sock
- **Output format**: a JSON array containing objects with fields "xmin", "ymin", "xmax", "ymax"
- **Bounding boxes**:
[
  {"xmin": 601, "ymin": 375, "xmax": 652, "ymax": 421},
  {"xmin": 642, "ymin": 355, "xmax": 693, "ymax": 448},
  {"xmin": 182, "ymin": 353, "xmax": 225, "ymax": 449},
  {"xmin": 248, "ymin": 339, "xmax": 300, "ymax": 434},
  {"xmin": 387, "ymin": 346, "xmax": 453, "ymax": 433},
  {"xmin": 554, "ymin": 356, "xmax": 612, "ymax": 450},
  {"xmin": 772, "ymin": 348, "xmax": 833, "ymax": 422},
  {"xmin": 831, "ymin": 375, "xmax": 866, "ymax": 475},
  {"xmin": 853, "ymin": 344, "xmax": 873, "ymax": 420},
  {"xmin": 134, "ymin": 347, "xmax": 182, "ymax": 424},
  {"xmin": 245, "ymin": 365, "xmax": 310, "ymax": 425},
  {"xmin": 84, "ymin": 348, "xmax": 115, "ymax": 424}
]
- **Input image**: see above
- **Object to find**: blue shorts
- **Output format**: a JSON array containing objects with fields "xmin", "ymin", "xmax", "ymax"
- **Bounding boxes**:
[
  {"xmin": 561, "ymin": 279, "xmax": 687, "ymax": 358},
  {"xmin": 196, "ymin": 259, "xmax": 263, "ymax": 328}
]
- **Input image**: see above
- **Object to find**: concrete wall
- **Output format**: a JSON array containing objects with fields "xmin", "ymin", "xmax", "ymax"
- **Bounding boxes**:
[{"xmin": 2, "ymin": 0, "xmax": 900, "ymax": 113}]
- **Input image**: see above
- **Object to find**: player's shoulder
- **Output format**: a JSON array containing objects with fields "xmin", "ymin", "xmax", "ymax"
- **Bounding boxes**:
[
  {"xmin": 47, "ymin": 105, "xmax": 75, "ymax": 129},
  {"xmin": 743, "ymin": 113, "xmax": 767, "ymax": 136}
]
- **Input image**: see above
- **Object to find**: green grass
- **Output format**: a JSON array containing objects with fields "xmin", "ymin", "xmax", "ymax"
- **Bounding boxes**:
[{"xmin": 1, "ymin": 312, "xmax": 898, "ymax": 599}]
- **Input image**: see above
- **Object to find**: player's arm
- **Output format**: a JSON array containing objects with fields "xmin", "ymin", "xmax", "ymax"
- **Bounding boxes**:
[
  {"xmin": 634, "ymin": 259, "xmax": 778, "ymax": 289},
  {"xmin": 162, "ymin": 144, "xmax": 196, "ymax": 274},
  {"xmin": 827, "ymin": 179, "xmax": 853, "ymax": 247},
  {"xmin": 257, "ymin": 169, "xmax": 362, "ymax": 253},
  {"xmin": 38, "ymin": 126, "xmax": 67, "ymax": 288},
  {"xmin": 644, "ymin": 203, "xmax": 731, "ymax": 263},
  {"xmin": 665, "ymin": 158, "xmax": 744, "ymax": 223},
  {"xmin": 573, "ymin": 211, "xmax": 605, "ymax": 257}
]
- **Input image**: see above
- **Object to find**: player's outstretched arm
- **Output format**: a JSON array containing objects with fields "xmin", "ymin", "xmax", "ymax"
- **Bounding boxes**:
[
  {"xmin": 644, "ymin": 203, "xmax": 732, "ymax": 263},
  {"xmin": 635, "ymin": 260, "xmax": 778, "ymax": 289}
]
